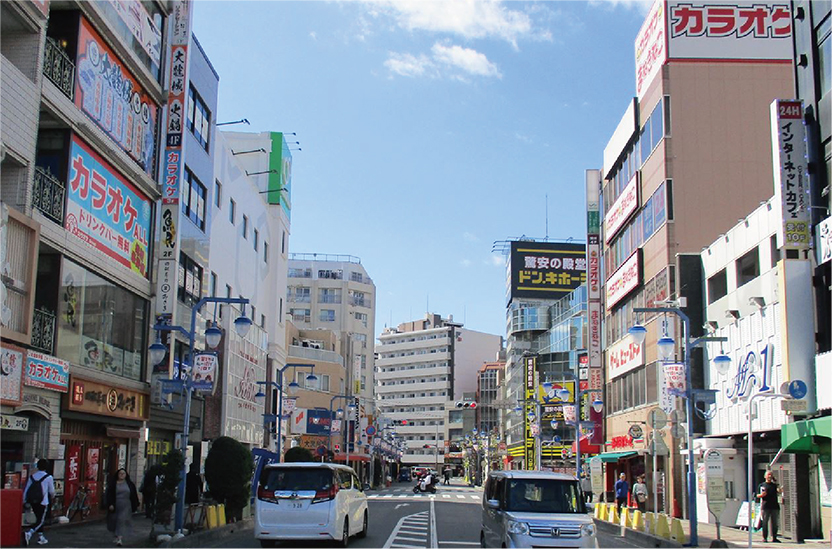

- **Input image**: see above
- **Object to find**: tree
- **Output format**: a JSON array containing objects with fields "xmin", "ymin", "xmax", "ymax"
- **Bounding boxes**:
[
  {"xmin": 155, "ymin": 450, "xmax": 184, "ymax": 525},
  {"xmin": 284, "ymin": 446, "xmax": 314, "ymax": 462},
  {"xmin": 204, "ymin": 437, "xmax": 253, "ymax": 521}
]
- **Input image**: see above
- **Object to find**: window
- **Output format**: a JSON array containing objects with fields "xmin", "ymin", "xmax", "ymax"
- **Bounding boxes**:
[
  {"xmin": 187, "ymin": 84, "xmax": 211, "ymax": 151},
  {"xmin": 736, "ymin": 247, "xmax": 760, "ymax": 287},
  {"xmin": 819, "ymin": 15, "xmax": 831, "ymax": 99},
  {"xmin": 209, "ymin": 271, "xmax": 217, "ymax": 297},
  {"xmin": 320, "ymin": 309, "xmax": 335, "ymax": 322},
  {"xmin": 352, "ymin": 291, "xmax": 367, "ymax": 307},
  {"xmin": 354, "ymin": 312, "xmax": 368, "ymax": 326},
  {"xmin": 214, "ymin": 179, "xmax": 222, "ymax": 208},
  {"xmin": 242, "ymin": 215, "xmax": 249, "ymax": 239},
  {"xmin": 56, "ymin": 258, "xmax": 147, "ymax": 382},
  {"xmin": 264, "ymin": 241, "xmax": 269, "ymax": 263},
  {"xmin": 229, "ymin": 198, "xmax": 236, "ymax": 224},
  {"xmin": 289, "ymin": 287, "xmax": 311, "ymax": 302},
  {"xmin": 319, "ymin": 288, "xmax": 341, "ymax": 304},
  {"xmin": 181, "ymin": 169, "xmax": 207, "ymax": 230},
  {"xmin": 254, "ymin": 229, "xmax": 259, "ymax": 251},
  {"xmin": 350, "ymin": 272, "xmax": 364, "ymax": 283},
  {"xmin": 178, "ymin": 252, "xmax": 203, "ymax": 306},
  {"xmin": 288, "ymin": 268, "xmax": 312, "ymax": 278},
  {"xmin": 318, "ymin": 269, "xmax": 343, "ymax": 279},
  {"xmin": 279, "ymin": 298, "xmax": 283, "ymax": 321},
  {"xmin": 320, "ymin": 374, "xmax": 330, "ymax": 392},
  {"xmin": 770, "ymin": 235, "xmax": 780, "ymax": 268},
  {"xmin": 290, "ymin": 308, "xmax": 311, "ymax": 323},
  {"xmin": 282, "ymin": 231, "xmax": 286, "ymax": 254}
]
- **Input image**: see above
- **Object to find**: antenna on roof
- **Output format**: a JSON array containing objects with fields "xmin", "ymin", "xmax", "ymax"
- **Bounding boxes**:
[{"xmin": 545, "ymin": 194, "xmax": 549, "ymax": 239}]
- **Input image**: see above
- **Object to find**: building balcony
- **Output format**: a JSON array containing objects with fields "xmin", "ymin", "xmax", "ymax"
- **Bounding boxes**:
[
  {"xmin": 376, "ymin": 381, "xmax": 448, "ymax": 394},
  {"xmin": 288, "ymin": 345, "xmax": 343, "ymax": 366},
  {"xmin": 378, "ymin": 337, "xmax": 451, "ymax": 353},
  {"xmin": 376, "ymin": 351, "xmax": 450, "ymax": 367},
  {"xmin": 31, "ymin": 308, "xmax": 56, "ymax": 355},
  {"xmin": 376, "ymin": 365, "xmax": 450, "ymax": 381},
  {"xmin": 288, "ymin": 295, "xmax": 311, "ymax": 303},
  {"xmin": 42, "ymin": 37, "xmax": 75, "ymax": 101},
  {"xmin": 350, "ymin": 298, "xmax": 372, "ymax": 308},
  {"xmin": 32, "ymin": 166, "xmax": 66, "ymax": 225},
  {"xmin": 318, "ymin": 295, "xmax": 342, "ymax": 304}
]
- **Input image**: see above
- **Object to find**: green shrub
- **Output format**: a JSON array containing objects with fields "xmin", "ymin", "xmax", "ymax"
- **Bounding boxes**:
[
  {"xmin": 204, "ymin": 437, "xmax": 253, "ymax": 520},
  {"xmin": 155, "ymin": 450, "xmax": 184, "ymax": 524},
  {"xmin": 284, "ymin": 446, "xmax": 314, "ymax": 462}
]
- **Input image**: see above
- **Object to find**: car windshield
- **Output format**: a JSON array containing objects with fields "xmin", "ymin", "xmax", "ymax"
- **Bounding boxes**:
[
  {"xmin": 504, "ymin": 479, "xmax": 585, "ymax": 514},
  {"xmin": 261, "ymin": 468, "xmax": 333, "ymax": 492}
]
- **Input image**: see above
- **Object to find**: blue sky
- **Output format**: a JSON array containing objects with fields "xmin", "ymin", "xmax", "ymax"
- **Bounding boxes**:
[{"xmin": 192, "ymin": 0, "xmax": 652, "ymax": 338}]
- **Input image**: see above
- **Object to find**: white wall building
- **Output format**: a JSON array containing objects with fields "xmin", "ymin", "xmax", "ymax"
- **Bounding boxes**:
[{"xmin": 376, "ymin": 314, "xmax": 502, "ymax": 467}]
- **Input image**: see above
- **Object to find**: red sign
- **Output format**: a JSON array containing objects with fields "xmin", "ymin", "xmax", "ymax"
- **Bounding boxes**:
[
  {"xmin": 66, "ymin": 445, "xmax": 81, "ymax": 483},
  {"xmin": 610, "ymin": 435, "xmax": 635, "ymax": 450},
  {"xmin": 605, "ymin": 172, "xmax": 639, "ymax": 244},
  {"xmin": 606, "ymin": 250, "xmax": 642, "ymax": 309}
]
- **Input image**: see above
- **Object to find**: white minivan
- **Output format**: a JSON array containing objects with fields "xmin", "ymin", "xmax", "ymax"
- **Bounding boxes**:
[{"xmin": 255, "ymin": 462, "xmax": 369, "ymax": 547}]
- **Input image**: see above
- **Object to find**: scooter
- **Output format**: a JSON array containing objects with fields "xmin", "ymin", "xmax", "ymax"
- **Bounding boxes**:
[{"xmin": 413, "ymin": 476, "xmax": 437, "ymax": 494}]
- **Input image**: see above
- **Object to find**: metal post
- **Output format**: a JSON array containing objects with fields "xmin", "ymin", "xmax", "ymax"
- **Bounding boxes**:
[
  {"xmin": 653, "ymin": 430, "xmax": 659, "ymax": 515},
  {"xmin": 435, "ymin": 422, "xmax": 439, "ymax": 470},
  {"xmin": 276, "ymin": 371, "xmax": 284, "ymax": 459},
  {"xmin": 535, "ymin": 401, "xmax": 541, "ymax": 470},
  {"xmin": 681, "ymin": 312, "xmax": 698, "ymax": 547}
]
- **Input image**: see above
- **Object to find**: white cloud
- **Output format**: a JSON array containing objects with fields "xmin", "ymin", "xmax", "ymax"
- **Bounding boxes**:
[
  {"xmin": 364, "ymin": 0, "xmax": 546, "ymax": 48},
  {"xmin": 431, "ymin": 43, "xmax": 501, "ymax": 78},
  {"xmin": 384, "ymin": 52, "xmax": 435, "ymax": 78},
  {"xmin": 588, "ymin": 0, "xmax": 653, "ymax": 14},
  {"xmin": 309, "ymin": 31, "xmax": 317, "ymax": 41},
  {"xmin": 488, "ymin": 255, "xmax": 506, "ymax": 267},
  {"xmin": 460, "ymin": 259, "xmax": 473, "ymax": 267},
  {"xmin": 514, "ymin": 132, "xmax": 533, "ymax": 144},
  {"xmin": 463, "ymin": 232, "xmax": 479, "ymax": 242}
]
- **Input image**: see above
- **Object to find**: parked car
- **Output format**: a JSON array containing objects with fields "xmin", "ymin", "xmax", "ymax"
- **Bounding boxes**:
[
  {"xmin": 480, "ymin": 470, "xmax": 598, "ymax": 548},
  {"xmin": 398, "ymin": 468, "xmax": 412, "ymax": 482},
  {"xmin": 255, "ymin": 462, "xmax": 368, "ymax": 547}
]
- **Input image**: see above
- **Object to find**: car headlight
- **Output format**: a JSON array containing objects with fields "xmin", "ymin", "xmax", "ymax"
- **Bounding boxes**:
[
  {"xmin": 507, "ymin": 520, "xmax": 529, "ymax": 535},
  {"xmin": 581, "ymin": 523, "xmax": 596, "ymax": 537}
]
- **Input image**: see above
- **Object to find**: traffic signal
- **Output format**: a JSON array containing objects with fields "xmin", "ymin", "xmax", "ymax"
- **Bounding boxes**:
[
  {"xmin": 455, "ymin": 401, "xmax": 477, "ymax": 409},
  {"xmin": 392, "ymin": 419, "xmax": 409, "ymax": 426}
]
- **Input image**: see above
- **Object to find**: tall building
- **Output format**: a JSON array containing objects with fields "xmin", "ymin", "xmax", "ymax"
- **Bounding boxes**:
[
  {"xmin": 286, "ymin": 254, "xmax": 376, "ymax": 402},
  {"xmin": 593, "ymin": 0, "xmax": 794, "ymax": 520},
  {"xmin": 477, "ymin": 362, "xmax": 505, "ymax": 436},
  {"xmin": 1, "ymin": 0, "xmax": 169, "ymax": 513},
  {"xmin": 375, "ymin": 313, "xmax": 502, "ymax": 468}
]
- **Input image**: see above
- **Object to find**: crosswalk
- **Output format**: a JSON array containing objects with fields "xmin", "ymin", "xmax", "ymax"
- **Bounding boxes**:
[
  {"xmin": 384, "ymin": 510, "xmax": 431, "ymax": 548},
  {"xmin": 368, "ymin": 492, "xmax": 482, "ymax": 503}
]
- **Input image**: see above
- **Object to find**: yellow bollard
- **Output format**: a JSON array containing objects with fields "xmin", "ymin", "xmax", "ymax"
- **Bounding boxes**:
[
  {"xmin": 217, "ymin": 503, "xmax": 226, "ymax": 526},
  {"xmin": 594, "ymin": 503, "xmax": 602, "ymax": 520},
  {"xmin": 619, "ymin": 507, "xmax": 632, "ymax": 528},
  {"xmin": 644, "ymin": 512, "xmax": 654, "ymax": 534},
  {"xmin": 598, "ymin": 503, "xmax": 607, "ymax": 522},
  {"xmin": 655, "ymin": 514, "xmax": 671, "ymax": 539},
  {"xmin": 670, "ymin": 518, "xmax": 686, "ymax": 544},
  {"xmin": 206, "ymin": 505, "xmax": 218, "ymax": 529},
  {"xmin": 609, "ymin": 505, "xmax": 619, "ymax": 525},
  {"xmin": 631, "ymin": 510, "xmax": 644, "ymax": 531}
]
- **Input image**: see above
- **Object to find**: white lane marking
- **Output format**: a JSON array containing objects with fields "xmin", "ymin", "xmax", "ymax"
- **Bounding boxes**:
[
  {"xmin": 397, "ymin": 536, "xmax": 428, "ymax": 542},
  {"xmin": 456, "ymin": 495, "xmax": 465, "ymax": 499},
  {"xmin": 470, "ymin": 496, "xmax": 479, "ymax": 500},
  {"xmin": 442, "ymin": 494, "xmax": 450, "ymax": 498},
  {"xmin": 395, "ymin": 503, "xmax": 410, "ymax": 509},
  {"xmin": 384, "ymin": 511, "xmax": 430, "ymax": 549},
  {"xmin": 430, "ymin": 498, "xmax": 438, "ymax": 549},
  {"xmin": 369, "ymin": 495, "xmax": 379, "ymax": 499},
  {"xmin": 438, "ymin": 542, "xmax": 480, "ymax": 546},
  {"xmin": 390, "ymin": 544, "xmax": 420, "ymax": 548},
  {"xmin": 385, "ymin": 495, "xmax": 394, "ymax": 498}
]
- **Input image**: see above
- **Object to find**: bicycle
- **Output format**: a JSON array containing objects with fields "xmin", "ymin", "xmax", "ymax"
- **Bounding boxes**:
[{"xmin": 63, "ymin": 484, "xmax": 91, "ymax": 522}]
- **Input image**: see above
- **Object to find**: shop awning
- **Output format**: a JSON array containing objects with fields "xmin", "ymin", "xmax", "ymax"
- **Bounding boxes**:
[
  {"xmin": 597, "ymin": 451, "xmax": 638, "ymax": 463},
  {"xmin": 781, "ymin": 416, "xmax": 831, "ymax": 455},
  {"xmin": 571, "ymin": 437, "xmax": 602, "ymax": 456}
]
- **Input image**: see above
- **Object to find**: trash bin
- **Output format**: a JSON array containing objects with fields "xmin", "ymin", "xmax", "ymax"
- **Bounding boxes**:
[{"xmin": 1, "ymin": 489, "xmax": 23, "ymax": 547}]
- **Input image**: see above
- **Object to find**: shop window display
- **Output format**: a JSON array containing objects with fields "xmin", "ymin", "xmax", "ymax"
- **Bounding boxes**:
[{"xmin": 56, "ymin": 259, "xmax": 147, "ymax": 380}]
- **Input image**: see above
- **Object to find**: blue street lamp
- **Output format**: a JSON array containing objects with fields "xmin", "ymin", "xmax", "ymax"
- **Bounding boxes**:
[
  {"xmin": 547, "ymin": 371, "xmax": 603, "ymax": 478},
  {"xmin": 256, "ymin": 364, "xmax": 317, "ymax": 459},
  {"xmin": 630, "ymin": 304, "xmax": 729, "ymax": 548},
  {"xmin": 150, "ymin": 296, "xmax": 250, "ymax": 535}
]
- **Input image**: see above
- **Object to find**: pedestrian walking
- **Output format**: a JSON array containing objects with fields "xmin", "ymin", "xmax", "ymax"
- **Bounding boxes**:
[
  {"xmin": 580, "ymin": 473, "xmax": 593, "ymax": 504},
  {"xmin": 632, "ymin": 474, "xmax": 648, "ymax": 513},
  {"xmin": 756, "ymin": 470, "xmax": 783, "ymax": 543},
  {"xmin": 614, "ymin": 473, "xmax": 629, "ymax": 513},
  {"xmin": 139, "ymin": 465, "xmax": 160, "ymax": 519},
  {"xmin": 106, "ymin": 468, "xmax": 139, "ymax": 547},
  {"xmin": 443, "ymin": 467, "xmax": 451, "ymax": 485},
  {"xmin": 23, "ymin": 459, "xmax": 55, "ymax": 546},
  {"xmin": 185, "ymin": 463, "xmax": 202, "ymax": 505}
]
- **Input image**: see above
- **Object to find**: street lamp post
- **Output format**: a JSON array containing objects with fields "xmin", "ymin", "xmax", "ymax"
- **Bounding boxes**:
[
  {"xmin": 547, "ymin": 372, "xmax": 603, "ymax": 477},
  {"xmin": 256, "ymin": 363, "xmax": 317, "ymax": 459},
  {"xmin": 329, "ymin": 395, "xmax": 358, "ymax": 468},
  {"xmin": 630, "ymin": 304, "xmax": 729, "ymax": 549},
  {"xmin": 149, "ymin": 296, "xmax": 251, "ymax": 535}
]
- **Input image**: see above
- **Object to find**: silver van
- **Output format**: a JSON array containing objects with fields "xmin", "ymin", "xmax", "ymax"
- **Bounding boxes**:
[{"xmin": 480, "ymin": 471, "xmax": 598, "ymax": 548}]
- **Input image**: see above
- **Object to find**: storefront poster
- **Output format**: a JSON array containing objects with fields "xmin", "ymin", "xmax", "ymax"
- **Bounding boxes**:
[
  {"xmin": 25, "ymin": 351, "xmax": 70, "ymax": 393},
  {"xmin": 192, "ymin": 352, "xmax": 217, "ymax": 393},
  {"xmin": 65, "ymin": 135, "xmax": 151, "ymax": 277},
  {"xmin": 1, "ymin": 343, "xmax": 25, "ymax": 406},
  {"xmin": 74, "ymin": 17, "xmax": 158, "ymax": 175},
  {"xmin": 66, "ymin": 376, "xmax": 149, "ymax": 420}
]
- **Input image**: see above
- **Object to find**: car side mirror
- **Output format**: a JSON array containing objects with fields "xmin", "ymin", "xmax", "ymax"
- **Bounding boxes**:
[{"xmin": 487, "ymin": 499, "xmax": 500, "ymax": 510}]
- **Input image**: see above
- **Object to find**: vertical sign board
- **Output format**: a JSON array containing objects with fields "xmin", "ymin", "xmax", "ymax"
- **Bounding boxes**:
[
  {"xmin": 267, "ymin": 133, "xmax": 293, "ymax": 221},
  {"xmin": 705, "ymin": 449, "xmax": 726, "ymax": 519},
  {"xmin": 586, "ymin": 169, "xmax": 604, "ymax": 445},
  {"xmin": 817, "ymin": 216, "xmax": 832, "ymax": 265},
  {"xmin": 635, "ymin": 0, "xmax": 667, "ymax": 100},
  {"xmin": 770, "ymin": 100, "xmax": 811, "ymax": 252},
  {"xmin": 155, "ymin": 0, "xmax": 192, "ymax": 382},
  {"xmin": 524, "ymin": 356, "xmax": 537, "ymax": 471}
]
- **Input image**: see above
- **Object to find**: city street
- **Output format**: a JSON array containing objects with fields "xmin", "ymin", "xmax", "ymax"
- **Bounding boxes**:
[{"xmin": 197, "ymin": 483, "xmax": 640, "ymax": 549}]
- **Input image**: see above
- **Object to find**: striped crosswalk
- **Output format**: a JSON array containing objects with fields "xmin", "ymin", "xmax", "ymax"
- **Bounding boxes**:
[{"xmin": 384, "ymin": 511, "xmax": 430, "ymax": 548}]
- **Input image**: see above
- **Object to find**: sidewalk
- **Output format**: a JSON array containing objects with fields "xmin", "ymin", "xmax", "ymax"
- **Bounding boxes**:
[
  {"xmin": 596, "ymin": 512, "xmax": 831, "ymax": 548},
  {"xmin": 35, "ymin": 514, "xmax": 155, "ymax": 548}
]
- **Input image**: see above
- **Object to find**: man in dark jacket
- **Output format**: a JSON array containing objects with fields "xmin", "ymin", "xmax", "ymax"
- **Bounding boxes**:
[
  {"xmin": 756, "ymin": 470, "xmax": 783, "ymax": 543},
  {"xmin": 614, "ymin": 473, "xmax": 629, "ymax": 513},
  {"xmin": 139, "ymin": 466, "xmax": 160, "ymax": 519},
  {"xmin": 185, "ymin": 463, "xmax": 202, "ymax": 505}
]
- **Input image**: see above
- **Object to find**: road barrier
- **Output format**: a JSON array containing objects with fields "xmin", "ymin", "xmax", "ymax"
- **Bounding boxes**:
[{"xmin": 670, "ymin": 517, "xmax": 686, "ymax": 544}]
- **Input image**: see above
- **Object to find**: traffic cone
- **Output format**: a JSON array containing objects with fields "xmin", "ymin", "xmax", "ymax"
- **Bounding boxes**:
[
  {"xmin": 670, "ymin": 518, "xmax": 686, "ymax": 543},
  {"xmin": 656, "ymin": 514, "xmax": 671, "ymax": 539},
  {"xmin": 632, "ymin": 510, "xmax": 644, "ymax": 531}
]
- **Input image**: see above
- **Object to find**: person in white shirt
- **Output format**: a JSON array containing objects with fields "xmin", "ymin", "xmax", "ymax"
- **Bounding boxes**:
[{"xmin": 23, "ymin": 459, "xmax": 55, "ymax": 546}]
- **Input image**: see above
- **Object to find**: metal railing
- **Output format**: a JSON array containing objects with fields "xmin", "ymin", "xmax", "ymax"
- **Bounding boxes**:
[
  {"xmin": 289, "ymin": 253, "xmax": 362, "ymax": 264},
  {"xmin": 31, "ymin": 308, "xmax": 56, "ymax": 354},
  {"xmin": 43, "ymin": 37, "xmax": 75, "ymax": 100},
  {"xmin": 33, "ymin": 166, "xmax": 66, "ymax": 224}
]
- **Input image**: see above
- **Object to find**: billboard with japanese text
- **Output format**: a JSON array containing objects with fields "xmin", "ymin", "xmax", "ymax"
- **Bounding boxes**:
[
  {"xmin": 510, "ymin": 241, "xmax": 586, "ymax": 301},
  {"xmin": 65, "ymin": 135, "xmax": 151, "ymax": 277},
  {"xmin": 75, "ymin": 17, "xmax": 158, "ymax": 175},
  {"xmin": 770, "ymin": 100, "xmax": 811, "ymax": 252}
]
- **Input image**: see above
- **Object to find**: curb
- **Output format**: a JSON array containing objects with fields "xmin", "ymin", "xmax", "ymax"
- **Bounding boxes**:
[
  {"xmin": 157, "ymin": 518, "xmax": 253, "ymax": 548},
  {"xmin": 594, "ymin": 518, "xmax": 682, "ymax": 548}
]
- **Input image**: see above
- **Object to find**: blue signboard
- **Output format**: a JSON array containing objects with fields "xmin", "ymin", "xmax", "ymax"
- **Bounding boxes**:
[
  {"xmin": 788, "ymin": 380, "xmax": 808, "ymax": 400},
  {"xmin": 307, "ymin": 408, "xmax": 333, "ymax": 435}
]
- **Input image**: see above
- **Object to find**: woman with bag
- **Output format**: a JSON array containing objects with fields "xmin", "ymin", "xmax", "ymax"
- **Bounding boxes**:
[
  {"xmin": 632, "ymin": 475, "xmax": 648, "ymax": 513},
  {"xmin": 106, "ymin": 468, "xmax": 139, "ymax": 546}
]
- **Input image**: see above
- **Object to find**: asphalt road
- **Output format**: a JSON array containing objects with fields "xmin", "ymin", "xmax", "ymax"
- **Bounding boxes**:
[{"xmin": 198, "ymin": 483, "xmax": 641, "ymax": 549}]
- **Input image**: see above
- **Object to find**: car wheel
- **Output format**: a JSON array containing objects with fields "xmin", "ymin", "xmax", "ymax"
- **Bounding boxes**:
[
  {"xmin": 480, "ymin": 532, "xmax": 486, "ymax": 548},
  {"xmin": 259, "ymin": 540, "xmax": 276, "ymax": 548},
  {"xmin": 357, "ymin": 511, "xmax": 368, "ymax": 539},
  {"xmin": 341, "ymin": 518, "xmax": 350, "ymax": 547}
]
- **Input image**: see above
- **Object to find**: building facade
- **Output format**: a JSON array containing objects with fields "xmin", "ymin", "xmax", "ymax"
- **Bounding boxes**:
[
  {"xmin": 376, "ymin": 314, "xmax": 502, "ymax": 467},
  {"xmin": 595, "ymin": 0, "xmax": 796, "ymax": 515}
]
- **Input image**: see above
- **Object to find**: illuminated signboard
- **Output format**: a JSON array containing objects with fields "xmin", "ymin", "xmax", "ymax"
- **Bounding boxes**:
[
  {"xmin": 606, "ymin": 250, "xmax": 642, "ymax": 309},
  {"xmin": 605, "ymin": 172, "xmax": 640, "ymax": 244},
  {"xmin": 510, "ymin": 241, "xmax": 586, "ymax": 301},
  {"xmin": 606, "ymin": 337, "xmax": 644, "ymax": 381}
]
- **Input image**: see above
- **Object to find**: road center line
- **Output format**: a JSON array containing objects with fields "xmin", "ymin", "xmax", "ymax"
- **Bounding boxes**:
[{"xmin": 430, "ymin": 498, "xmax": 438, "ymax": 549}]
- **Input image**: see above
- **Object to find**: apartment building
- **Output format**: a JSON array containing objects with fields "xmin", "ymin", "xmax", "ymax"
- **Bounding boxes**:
[
  {"xmin": 286, "ymin": 254, "xmax": 376, "ymax": 402},
  {"xmin": 376, "ymin": 314, "xmax": 502, "ymax": 468}
]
